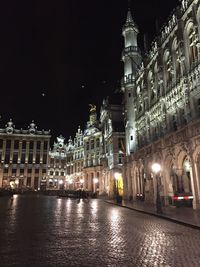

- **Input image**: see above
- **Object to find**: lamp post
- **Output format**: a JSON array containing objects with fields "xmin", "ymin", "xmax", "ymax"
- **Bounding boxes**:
[
  {"xmin": 114, "ymin": 172, "xmax": 122, "ymax": 204},
  {"xmin": 59, "ymin": 179, "xmax": 64, "ymax": 190},
  {"xmin": 69, "ymin": 179, "xmax": 73, "ymax": 190},
  {"xmin": 15, "ymin": 179, "xmax": 19, "ymax": 189},
  {"xmin": 151, "ymin": 163, "xmax": 163, "ymax": 214},
  {"xmin": 93, "ymin": 178, "xmax": 99, "ymax": 196},
  {"xmin": 80, "ymin": 178, "xmax": 84, "ymax": 189}
]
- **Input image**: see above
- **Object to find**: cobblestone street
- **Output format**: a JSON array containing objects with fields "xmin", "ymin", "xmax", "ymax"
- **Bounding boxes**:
[{"xmin": 0, "ymin": 195, "xmax": 200, "ymax": 267}]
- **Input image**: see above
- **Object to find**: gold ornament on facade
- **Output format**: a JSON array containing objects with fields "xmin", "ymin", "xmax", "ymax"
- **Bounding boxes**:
[{"xmin": 89, "ymin": 104, "xmax": 96, "ymax": 113}]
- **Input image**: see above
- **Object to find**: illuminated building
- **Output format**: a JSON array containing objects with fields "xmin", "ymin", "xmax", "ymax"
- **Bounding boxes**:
[
  {"xmin": 66, "ymin": 127, "xmax": 85, "ymax": 190},
  {"xmin": 47, "ymin": 136, "xmax": 67, "ymax": 189},
  {"xmin": 122, "ymin": 0, "xmax": 200, "ymax": 209},
  {"xmin": 82, "ymin": 105, "xmax": 103, "ymax": 193},
  {"xmin": 100, "ymin": 94, "xmax": 125, "ymax": 198},
  {"xmin": 0, "ymin": 120, "xmax": 51, "ymax": 190},
  {"xmin": 45, "ymin": 101, "xmax": 125, "ymax": 197}
]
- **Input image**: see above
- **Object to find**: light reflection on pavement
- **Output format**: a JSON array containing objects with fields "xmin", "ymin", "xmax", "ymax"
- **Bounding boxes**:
[{"xmin": 0, "ymin": 195, "xmax": 200, "ymax": 267}]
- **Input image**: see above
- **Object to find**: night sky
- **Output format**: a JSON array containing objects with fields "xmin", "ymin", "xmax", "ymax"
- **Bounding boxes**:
[{"xmin": 1, "ymin": 0, "xmax": 179, "ymax": 141}]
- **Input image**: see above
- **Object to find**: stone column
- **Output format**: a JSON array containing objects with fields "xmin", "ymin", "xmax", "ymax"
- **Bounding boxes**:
[
  {"xmin": 40, "ymin": 141, "xmax": 44, "ymax": 164},
  {"xmin": 191, "ymin": 161, "xmax": 200, "ymax": 210},
  {"xmin": 121, "ymin": 165, "xmax": 128, "ymax": 200},
  {"xmin": 132, "ymin": 168, "xmax": 138, "ymax": 201},
  {"xmin": 24, "ymin": 168, "xmax": 27, "ymax": 187},
  {"xmin": 25, "ymin": 141, "xmax": 29, "ymax": 164},
  {"xmin": 10, "ymin": 139, "xmax": 14, "ymax": 163},
  {"xmin": 33, "ymin": 141, "xmax": 37, "ymax": 164},
  {"xmin": 127, "ymin": 165, "xmax": 133, "ymax": 199},
  {"xmin": 31, "ymin": 169, "xmax": 35, "ymax": 189},
  {"xmin": 2, "ymin": 140, "xmax": 6, "ymax": 163},
  {"xmin": 176, "ymin": 168, "xmax": 184, "ymax": 192},
  {"xmin": 98, "ymin": 171, "xmax": 102, "ymax": 194},
  {"xmin": 0, "ymin": 165, "xmax": 3, "ymax": 188}
]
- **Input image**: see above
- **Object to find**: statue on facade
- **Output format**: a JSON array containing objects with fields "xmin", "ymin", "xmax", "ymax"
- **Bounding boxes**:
[{"xmin": 89, "ymin": 104, "xmax": 96, "ymax": 113}]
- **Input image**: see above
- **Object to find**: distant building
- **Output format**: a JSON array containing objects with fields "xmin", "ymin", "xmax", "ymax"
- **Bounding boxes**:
[
  {"xmin": 67, "ymin": 127, "xmax": 84, "ymax": 190},
  {"xmin": 100, "ymin": 94, "xmax": 125, "ymax": 198},
  {"xmin": 0, "ymin": 120, "xmax": 51, "ymax": 190},
  {"xmin": 122, "ymin": 0, "xmax": 200, "ymax": 209},
  {"xmin": 47, "ymin": 136, "xmax": 67, "ymax": 189},
  {"xmin": 45, "ymin": 100, "xmax": 125, "ymax": 197},
  {"xmin": 82, "ymin": 105, "xmax": 103, "ymax": 194}
]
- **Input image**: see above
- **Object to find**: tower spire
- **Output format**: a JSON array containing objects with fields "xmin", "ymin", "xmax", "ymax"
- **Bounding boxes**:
[
  {"xmin": 126, "ymin": 0, "xmax": 134, "ymax": 24},
  {"xmin": 128, "ymin": 0, "xmax": 131, "ymax": 9}
]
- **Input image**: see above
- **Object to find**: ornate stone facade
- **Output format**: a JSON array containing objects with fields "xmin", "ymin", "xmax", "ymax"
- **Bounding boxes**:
[
  {"xmin": 82, "ymin": 107, "xmax": 103, "ymax": 194},
  {"xmin": 47, "ymin": 136, "xmax": 67, "ymax": 189},
  {"xmin": 46, "ymin": 107, "xmax": 103, "ymax": 193},
  {"xmin": 45, "ymin": 101, "xmax": 125, "ymax": 197},
  {"xmin": 122, "ymin": 0, "xmax": 200, "ymax": 209},
  {"xmin": 100, "ymin": 95, "xmax": 125, "ymax": 198},
  {"xmin": 0, "ymin": 120, "xmax": 51, "ymax": 190}
]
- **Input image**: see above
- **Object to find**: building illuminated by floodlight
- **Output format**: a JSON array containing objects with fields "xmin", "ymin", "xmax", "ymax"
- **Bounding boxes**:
[{"xmin": 122, "ymin": 0, "xmax": 200, "ymax": 209}]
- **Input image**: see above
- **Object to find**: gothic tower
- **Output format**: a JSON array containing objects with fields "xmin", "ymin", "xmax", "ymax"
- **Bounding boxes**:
[{"xmin": 121, "ymin": 6, "xmax": 141, "ymax": 155}]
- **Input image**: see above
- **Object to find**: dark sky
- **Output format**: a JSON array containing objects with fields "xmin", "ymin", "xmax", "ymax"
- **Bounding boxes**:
[{"xmin": 0, "ymin": 0, "xmax": 179, "ymax": 141}]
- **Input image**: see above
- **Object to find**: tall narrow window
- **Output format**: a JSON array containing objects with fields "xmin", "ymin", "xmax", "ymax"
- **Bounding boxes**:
[
  {"xmin": 6, "ymin": 140, "xmax": 11, "ymax": 149},
  {"xmin": 91, "ymin": 140, "xmax": 94, "ymax": 149},
  {"xmin": 14, "ymin": 140, "xmax": 19, "ymax": 150}
]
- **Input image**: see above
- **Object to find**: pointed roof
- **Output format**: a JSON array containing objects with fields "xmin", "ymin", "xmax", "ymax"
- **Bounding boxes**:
[
  {"xmin": 123, "ymin": 7, "xmax": 138, "ymax": 34},
  {"xmin": 126, "ymin": 8, "xmax": 134, "ymax": 24}
]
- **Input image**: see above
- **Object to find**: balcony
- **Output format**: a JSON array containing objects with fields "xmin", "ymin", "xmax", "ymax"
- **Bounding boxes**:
[
  {"xmin": 122, "ymin": 46, "xmax": 140, "ymax": 58},
  {"xmin": 121, "ymin": 74, "xmax": 135, "ymax": 86}
]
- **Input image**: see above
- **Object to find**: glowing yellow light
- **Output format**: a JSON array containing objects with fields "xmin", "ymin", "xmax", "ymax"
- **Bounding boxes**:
[
  {"xmin": 93, "ymin": 178, "xmax": 98, "ymax": 184},
  {"xmin": 151, "ymin": 163, "xmax": 161, "ymax": 173},
  {"xmin": 114, "ymin": 172, "xmax": 121, "ymax": 180}
]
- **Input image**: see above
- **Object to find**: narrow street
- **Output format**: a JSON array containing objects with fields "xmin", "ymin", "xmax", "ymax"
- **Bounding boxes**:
[{"xmin": 0, "ymin": 195, "xmax": 200, "ymax": 267}]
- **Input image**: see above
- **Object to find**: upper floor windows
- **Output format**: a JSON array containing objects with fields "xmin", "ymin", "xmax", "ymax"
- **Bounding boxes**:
[
  {"xmin": 188, "ymin": 26, "xmax": 199, "ymax": 65},
  {"xmin": 96, "ymin": 138, "xmax": 100, "ymax": 148},
  {"xmin": 91, "ymin": 139, "xmax": 94, "ymax": 150},
  {"xmin": 86, "ymin": 142, "xmax": 89, "ymax": 151}
]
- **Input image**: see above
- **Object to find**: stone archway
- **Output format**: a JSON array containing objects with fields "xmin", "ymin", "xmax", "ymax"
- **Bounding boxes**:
[
  {"xmin": 193, "ymin": 145, "xmax": 200, "ymax": 182},
  {"xmin": 163, "ymin": 154, "xmax": 175, "ymax": 203},
  {"xmin": 192, "ymin": 145, "xmax": 200, "ymax": 201},
  {"xmin": 176, "ymin": 149, "xmax": 193, "ymax": 196}
]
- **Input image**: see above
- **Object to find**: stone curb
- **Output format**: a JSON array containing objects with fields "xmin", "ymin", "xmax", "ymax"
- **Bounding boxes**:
[{"xmin": 105, "ymin": 200, "xmax": 200, "ymax": 230}]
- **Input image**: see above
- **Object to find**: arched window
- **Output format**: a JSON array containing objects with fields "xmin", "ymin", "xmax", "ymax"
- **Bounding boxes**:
[
  {"xmin": 148, "ymin": 70, "xmax": 155, "ymax": 101},
  {"xmin": 172, "ymin": 38, "xmax": 181, "ymax": 80},
  {"xmin": 188, "ymin": 26, "xmax": 199, "ymax": 65},
  {"xmin": 172, "ymin": 114, "xmax": 177, "ymax": 131},
  {"xmin": 138, "ymin": 103, "xmax": 142, "ymax": 113},
  {"xmin": 153, "ymin": 62, "xmax": 159, "ymax": 98},
  {"xmin": 170, "ymin": 165, "xmax": 179, "ymax": 193},
  {"xmin": 185, "ymin": 22, "xmax": 199, "ymax": 67},
  {"xmin": 183, "ymin": 159, "xmax": 192, "ymax": 192},
  {"xmin": 164, "ymin": 50, "xmax": 174, "ymax": 87}
]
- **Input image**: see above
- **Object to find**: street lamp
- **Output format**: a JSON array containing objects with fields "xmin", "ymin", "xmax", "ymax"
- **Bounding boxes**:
[
  {"xmin": 114, "ymin": 172, "xmax": 122, "ymax": 204},
  {"xmin": 151, "ymin": 163, "xmax": 163, "ymax": 214},
  {"xmin": 93, "ymin": 178, "xmax": 98, "ymax": 184},
  {"xmin": 59, "ymin": 179, "xmax": 64, "ymax": 190},
  {"xmin": 69, "ymin": 179, "xmax": 73, "ymax": 190},
  {"xmin": 93, "ymin": 178, "xmax": 99, "ymax": 194},
  {"xmin": 80, "ymin": 178, "xmax": 84, "ymax": 189},
  {"xmin": 15, "ymin": 179, "xmax": 19, "ymax": 188}
]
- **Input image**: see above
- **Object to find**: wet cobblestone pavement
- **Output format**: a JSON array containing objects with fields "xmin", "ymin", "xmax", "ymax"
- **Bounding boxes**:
[{"xmin": 0, "ymin": 195, "xmax": 200, "ymax": 267}]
